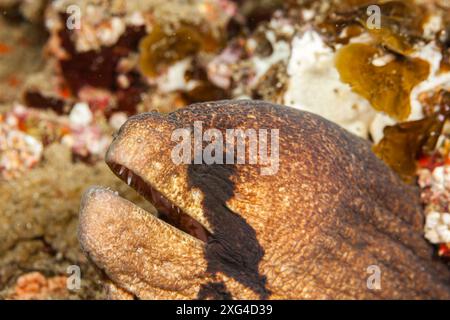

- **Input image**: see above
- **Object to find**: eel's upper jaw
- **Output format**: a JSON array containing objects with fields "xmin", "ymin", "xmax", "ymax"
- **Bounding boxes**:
[
  {"xmin": 78, "ymin": 186, "xmax": 211, "ymax": 299},
  {"xmin": 105, "ymin": 161, "xmax": 211, "ymax": 243},
  {"xmin": 103, "ymin": 118, "xmax": 210, "ymax": 242}
]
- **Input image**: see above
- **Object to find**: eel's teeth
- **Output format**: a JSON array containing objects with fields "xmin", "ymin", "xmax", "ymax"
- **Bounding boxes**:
[
  {"xmin": 119, "ymin": 166, "xmax": 125, "ymax": 176},
  {"xmin": 127, "ymin": 172, "xmax": 133, "ymax": 186}
]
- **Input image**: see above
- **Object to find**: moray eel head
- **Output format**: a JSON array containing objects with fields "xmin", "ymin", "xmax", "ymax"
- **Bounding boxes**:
[{"xmin": 79, "ymin": 100, "xmax": 450, "ymax": 300}]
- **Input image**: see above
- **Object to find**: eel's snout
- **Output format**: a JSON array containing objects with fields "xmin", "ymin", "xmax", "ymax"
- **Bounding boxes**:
[
  {"xmin": 105, "ymin": 113, "xmax": 151, "ymax": 170},
  {"xmin": 105, "ymin": 111, "xmax": 174, "ymax": 174}
]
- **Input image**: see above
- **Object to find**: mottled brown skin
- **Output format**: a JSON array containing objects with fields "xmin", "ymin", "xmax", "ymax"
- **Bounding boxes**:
[{"xmin": 79, "ymin": 100, "xmax": 450, "ymax": 299}]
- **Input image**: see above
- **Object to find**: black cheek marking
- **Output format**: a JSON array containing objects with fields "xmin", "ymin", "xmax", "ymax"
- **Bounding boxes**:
[
  {"xmin": 188, "ymin": 162, "xmax": 271, "ymax": 299},
  {"xmin": 197, "ymin": 281, "xmax": 233, "ymax": 300}
]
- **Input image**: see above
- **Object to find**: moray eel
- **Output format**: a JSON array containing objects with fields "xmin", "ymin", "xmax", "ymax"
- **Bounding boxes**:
[{"xmin": 79, "ymin": 100, "xmax": 450, "ymax": 299}]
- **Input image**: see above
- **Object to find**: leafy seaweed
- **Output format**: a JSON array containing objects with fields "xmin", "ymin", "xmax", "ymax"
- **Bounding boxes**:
[
  {"xmin": 335, "ymin": 43, "xmax": 429, "ymax": 121},
  {"xmin": 373, "ymin": 90, "xmax": 450, "ymax": 182}
]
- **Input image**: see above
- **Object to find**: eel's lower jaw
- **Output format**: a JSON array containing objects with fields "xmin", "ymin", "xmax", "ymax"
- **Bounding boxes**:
[{"xmin": 108, "ymin": 162, "xmax": 211, "ymax": 243}]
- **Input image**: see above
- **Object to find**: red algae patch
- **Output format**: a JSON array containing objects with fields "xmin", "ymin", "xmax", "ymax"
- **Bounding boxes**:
[{"xmin": 8, "ymin": 272, "xmax": 69, "ymax": 300}]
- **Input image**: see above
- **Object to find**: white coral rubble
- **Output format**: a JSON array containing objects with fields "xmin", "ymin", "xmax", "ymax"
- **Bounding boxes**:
[
  {"xmin": 0, "ymin": 109, "xmax": 43, "ymax": 180},
  {"xmin": 419, "ymin": 165, "xmax": 450, "ymax": 244},
  {"xmin": 425, "ymin": 211, "xmax": 450, "ymax": 244}
]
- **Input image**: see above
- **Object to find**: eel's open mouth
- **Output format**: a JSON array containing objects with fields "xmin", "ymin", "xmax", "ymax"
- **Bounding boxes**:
[{"xmin": 108, "ymin": 162, "xmax": 210, "ymax": 243}]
